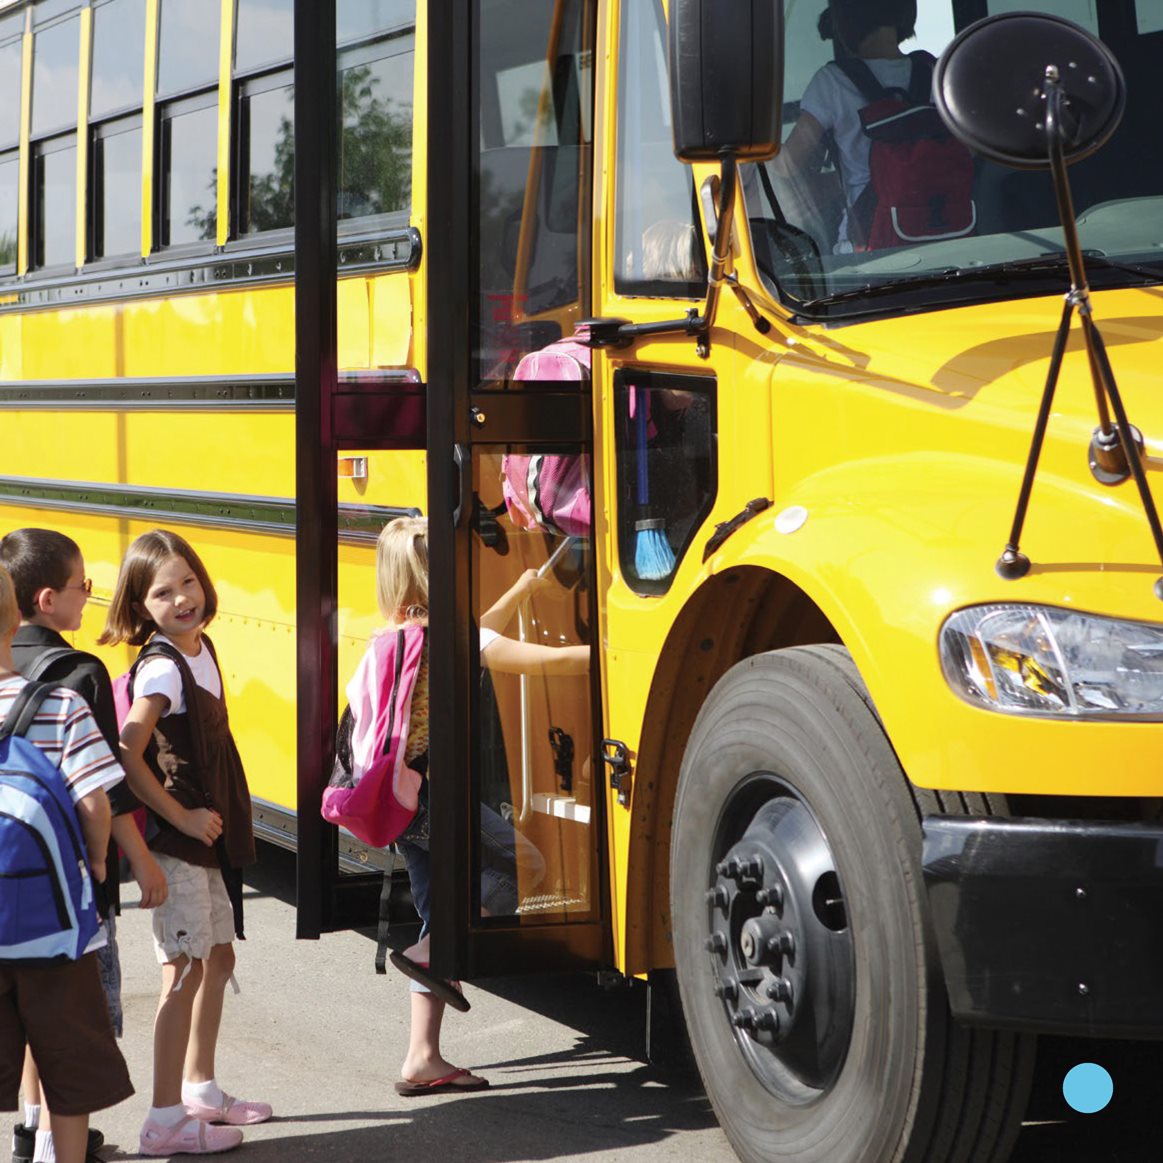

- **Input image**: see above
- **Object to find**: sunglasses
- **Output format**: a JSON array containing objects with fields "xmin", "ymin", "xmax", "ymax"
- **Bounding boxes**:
[{"xmin": 62, "ymin": 578, "xmax": 93, "ymax": 595}]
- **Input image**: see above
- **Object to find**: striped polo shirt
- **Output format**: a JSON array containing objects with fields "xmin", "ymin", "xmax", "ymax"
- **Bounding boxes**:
[{"xmin": 0, "ymin": 675, "xmax": 125, "ymax": 804}]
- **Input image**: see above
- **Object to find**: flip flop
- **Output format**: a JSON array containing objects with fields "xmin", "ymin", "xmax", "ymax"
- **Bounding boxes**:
[
  {"xmin": 394, "ymin": 1067, "xmax": 490, "ymax": 1097},
  {"xmin": 389, "ymin": 950, "xmax": 471, "ymax": 1012}
]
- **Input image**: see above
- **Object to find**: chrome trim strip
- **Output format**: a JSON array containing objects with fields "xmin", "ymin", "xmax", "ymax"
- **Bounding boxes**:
[
  {"xmin": 0, "ymin": 369, "xmax": 423, "ymax": 410},
  {"xmin": 0, "ymin": 476, "xmax": 419, "ymax": 543},
  {"xmin": 0, "ymin": 226, "xmax": 422, "ymax": 313}
]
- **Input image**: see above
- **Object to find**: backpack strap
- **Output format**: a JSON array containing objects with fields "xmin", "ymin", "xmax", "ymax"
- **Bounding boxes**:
[
  {"xmin": 905, "ymin": 50, "xmax": 937, "ymax": 107},
  {"xmin": 834, "ymin": 57, "xmax": 889, "ymax": 105},
  {"xmin": 131, "ymin": 639, "xmax": 209, "ymax": 770},
  {"xmin": 0, "ymin": 681, "xmax": 57, "ymax": 741},
  {"xmin": 24, "ymin": 646, "xmax": 84, "ymax": 683}
]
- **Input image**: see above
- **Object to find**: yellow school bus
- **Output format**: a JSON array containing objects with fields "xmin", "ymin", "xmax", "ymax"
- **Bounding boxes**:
[{"xmin": 4, "ymin": 0, "xmax": 1163, "ymax": 1160}]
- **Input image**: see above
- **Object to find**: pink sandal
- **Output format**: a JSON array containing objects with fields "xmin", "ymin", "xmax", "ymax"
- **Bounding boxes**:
[{"xmin": 140, "ymin": 1115, "xmax": 243, "ymax": 1155}]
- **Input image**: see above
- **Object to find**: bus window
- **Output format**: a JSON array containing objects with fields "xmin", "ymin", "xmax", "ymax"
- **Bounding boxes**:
[
  {"xmin": 238, "ymin": 74, "xmax": 296, "ymax": 235},
  {"xmin": 89, "ymin": 0, "xmax": 146, "ymax": 262},
  {"xmin": 0, "ymin": 16, "xmax": 19, "ymax": 278},
  {"xmin": 31, "ymin": 9, "xmax": 79, "ymax": 140},
  {"xmin": 235, "ymin": 0, "xmax": 294, "ymax": 76},
  {"xmin": 613, "ymin": 0, "xmax": 705, "ymax": 298},
  {"xmin": 30, "ymin": 7, "xmax": 80, "ymax": 271},
  {"xmin": 33, "ymin": 137, "xmax": 76, "ymax": 270},
  {"xmin": 746, "ymin": 1, "xmax": 1163, "ymax": 320},
  {"xmin": 89, "ymin": 0, "xmax": 145, "ymax": 121},
  {"xmin": 157, "ymin": 95, "xmax": 218, "ymax": 248},
  {"xmin": 337, "ymin": 32, "xmax": 414, "ymax": 221},
  {"xmin": 337, "ymin": 0, "xmax": 413, "ymax": 44},
  {"xmin": 157, "ymin": 0, "xmax": 218, "ymax": 96},
  {"xmin": 614, "ymin": 373, "xmax": 716, "ymax": 595},
  {"xmin": 90, "ymin": 118, "xmax": 142, "ymax": 260},
  {"xmin": 476, "ymin": 0, "xmax": 593, "ymax": 380}
]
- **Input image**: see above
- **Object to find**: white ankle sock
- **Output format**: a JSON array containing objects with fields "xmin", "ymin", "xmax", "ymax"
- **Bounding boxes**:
[
  {"xmin": 23, "ymin": 1103, "xmax": 40, "ymax": 1131},
  {"xmin": 182, "ymin": 1079, "xmax": 225, "ymax": 1108},
  {"xmin": 147, "ymin": 1103, "xmax": 187, "ymax": 1128},
  {"xmin": 31, "ymin": 1130, "xmax": 54, "ymax": 1163}
]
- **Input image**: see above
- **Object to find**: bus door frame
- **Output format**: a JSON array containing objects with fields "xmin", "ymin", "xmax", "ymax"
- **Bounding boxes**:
[
  {"xmin": 293, "ymin": 0, "xmax": 427, "ymax": 938},
  {"xmin": 426, "ymin": 0, "xmax": 610, "ymax": 982}
]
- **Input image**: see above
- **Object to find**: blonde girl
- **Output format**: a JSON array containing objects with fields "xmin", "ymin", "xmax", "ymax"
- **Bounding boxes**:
[{"xmin": 99, "ymin": 530, "xmax": 270, "ymax": 1155}]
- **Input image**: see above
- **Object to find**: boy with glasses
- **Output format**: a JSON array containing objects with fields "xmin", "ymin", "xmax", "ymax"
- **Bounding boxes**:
[{"xmin": 0, "ymin": 530, "xmax": 165, "ymax": 1163}]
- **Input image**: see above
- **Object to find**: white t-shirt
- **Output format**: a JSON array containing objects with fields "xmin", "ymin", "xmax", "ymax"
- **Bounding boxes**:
[
  {"xmin": 479, "ymin": 627, "xmax": 500, "ymax": 654},
  {"xmin": 800, "ymin": 56, "xmax": 917, "ymax": 247},
  {"xmin": 134, "ymin": 635, "xmax": 222, "ymax": 715}
]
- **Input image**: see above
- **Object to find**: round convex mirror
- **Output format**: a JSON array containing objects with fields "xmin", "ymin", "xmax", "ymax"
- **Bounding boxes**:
[{"xmin": 933, "ymin": 13, "xmax": 1125, "ymax": 170}]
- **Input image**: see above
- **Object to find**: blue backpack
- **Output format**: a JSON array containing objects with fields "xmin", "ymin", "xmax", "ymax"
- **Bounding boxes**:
[{"xmin": 0, "ymin": 682, "xmax": 99, "ymax": 964}]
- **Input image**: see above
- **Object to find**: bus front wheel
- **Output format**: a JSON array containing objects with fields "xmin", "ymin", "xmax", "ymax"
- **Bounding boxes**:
[{"xmin": 670, "ymin": 644, "xmax": 1033, "ymax": 1163}]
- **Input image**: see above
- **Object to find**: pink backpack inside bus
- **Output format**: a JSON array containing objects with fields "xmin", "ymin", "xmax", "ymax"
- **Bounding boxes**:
[{"xmin": 500, "ymin": 331, "xmax": 592, "ymax": 538}]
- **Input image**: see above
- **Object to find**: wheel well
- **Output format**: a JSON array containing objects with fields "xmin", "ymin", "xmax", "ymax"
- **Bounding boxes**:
[{"xmin": 622, "ymin": 566, "xmax": 842, "ymax": 975}]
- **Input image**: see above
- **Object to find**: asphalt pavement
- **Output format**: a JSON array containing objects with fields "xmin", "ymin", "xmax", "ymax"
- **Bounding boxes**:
[
  {"xmin": 82, "ymin": 842, "xmax": 734, "ymax": 1162},
  {"xmin": 74, "ymin": 841, "xmax": 1161, "ymax": 1162}
]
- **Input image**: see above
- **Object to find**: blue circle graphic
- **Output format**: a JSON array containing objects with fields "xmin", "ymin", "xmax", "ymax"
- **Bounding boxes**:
[{"xmin": 1062, "ymin": 1062, "xmax": 1114, "ymax": 1114}]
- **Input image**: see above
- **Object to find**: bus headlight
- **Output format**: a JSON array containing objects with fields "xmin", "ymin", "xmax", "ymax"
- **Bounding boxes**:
[{"xmin": 939, "ymin": 604, "xmax": 1163, "ymax": 719}]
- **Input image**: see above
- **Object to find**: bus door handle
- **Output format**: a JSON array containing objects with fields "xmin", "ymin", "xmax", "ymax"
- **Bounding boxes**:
[{"xmin": 451, "ymin": 443, "xmax": 470, "ymax": 527}]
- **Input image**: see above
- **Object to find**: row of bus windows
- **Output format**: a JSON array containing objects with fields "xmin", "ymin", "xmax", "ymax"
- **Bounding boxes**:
[{"xmin": 0, "ymin": 0, "xmax": 415, "ymax": 275}]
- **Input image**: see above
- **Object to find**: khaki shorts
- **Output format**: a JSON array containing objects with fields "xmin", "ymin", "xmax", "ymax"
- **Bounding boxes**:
[
  {"xmin": 151, "ymin": 853, "xmax": 235, "ymax": 965},
  {"xmin": 0, "ymin": 954, "xmax": 134, "ymax": 1116}
]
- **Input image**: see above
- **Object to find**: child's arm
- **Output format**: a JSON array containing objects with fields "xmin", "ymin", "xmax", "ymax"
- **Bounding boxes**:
[
  {"xmin": 480, "ymin": 569, "xmax": 543, "ymax": 636},
  {"xmin": 119, "ymin": 693, "xmax": 223, "ymax": 848},
  {"xmin": 73, "ymin": 786, "xmax": 112, "ymax": 884},
  {"xmin": 481, "ymin": 639, "xmax": 589, "ymax": 676},
  {"xmin": 110, "ymin": 814, "xmax": 168, "ymax": 908}
]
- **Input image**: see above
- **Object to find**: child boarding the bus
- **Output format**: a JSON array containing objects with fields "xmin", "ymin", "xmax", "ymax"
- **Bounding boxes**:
[
  {"xmin": 355, "ymin": 516, "xmax": 586, "ymax": 1095},
  {"xmin": 98, "ymin": 530, "xmax": 270, "ymax": 1156},
  {"xmin": 0, "ymin": 562, "xmax": 135, "ymax": 1163},
  {"xmin": 0, "ymin": 528, "xmax": 168, "ymax": 1163}
]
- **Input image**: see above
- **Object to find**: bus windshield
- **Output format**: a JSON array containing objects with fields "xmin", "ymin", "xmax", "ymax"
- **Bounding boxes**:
[{"xmin": 747, "ymin": 0, "xmax": 1163, "ymax": 320}]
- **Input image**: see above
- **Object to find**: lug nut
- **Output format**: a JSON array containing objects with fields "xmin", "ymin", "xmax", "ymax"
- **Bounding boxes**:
[
  {"xmin": 756, "ymin": 1010, "xmax": 780, "ymax": 1034},
  {"xmin": 706, "ymin": 931, "xmax": 727, "ymax": 954},
  {"xmin": 733, "ymin": 1008, "xmax": 758, "ymax": 1031},
  {"xmin": 767, "ymin": 976, "xmax": 794, "ymax": 1005},
  {"xmin": 755, "ymin": 885, "xmax": 784, "ymax": 910},
  {"xmin": 705, "ymin": 886, "xmax": 729, "ymax": 911},
  {"xmin": 766, "ymin": 931, "xmax": 795, "ymax": 959},
  {"xmin": 713, "ymin": 979, "xmax": 739, "ymax": 1002}
]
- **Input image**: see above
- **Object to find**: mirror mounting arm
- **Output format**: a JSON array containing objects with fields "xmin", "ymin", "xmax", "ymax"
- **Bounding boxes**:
[{"xmin": 997, "ymin": 68, "xmax": 1163, "ymax": 599}]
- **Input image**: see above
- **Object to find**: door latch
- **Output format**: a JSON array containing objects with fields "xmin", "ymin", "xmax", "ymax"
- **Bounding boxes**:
[
  {"xmin": 548, "ymin": 726, "xmax": 574, "ymax": 794},
  {"xmin": 602, "ymin": 738, "xmax": 632, "ymax": 807}
]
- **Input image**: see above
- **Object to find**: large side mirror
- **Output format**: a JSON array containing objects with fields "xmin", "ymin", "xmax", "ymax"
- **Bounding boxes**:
[
  {"xmin": 933, "ymin": 12, "xmax": 1123, "ymax": 170},
  {"xmin": 667, "ymin": 0, "xmax": 783, "ymax": 163}
]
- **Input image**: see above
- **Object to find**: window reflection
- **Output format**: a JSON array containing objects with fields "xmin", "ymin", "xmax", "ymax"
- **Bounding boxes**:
[
  {"xmin": 0, "ymin": 154, "xmax": 17, "ymax": 274},
  {"xmin": 613, "ymin": 0, "xmax": 704, "ymax": 296},
  {"xmin": 159, "ymin": 100, "xmax": 217, "ymax": 246},
  {"xmin": 32, "ymin": 16, "xmax": 79, "ymax": 137},
  {"xmin": 235, "ymin": 0, "xmax": 293, "ymax": 74},
  {"xmin": 0, "ymin": 40, "xmax": 21, "ymax": 147},
  {"xmin": 35, "ymin": 143, "xmax": 76, "ymax": 268},
  {"xmin": 90, "ymin": 0, "xmax": 146, "ymax": 119},
  {"xmin": 93, "ymin": 123, "xmax": 141, "ymax": 258},
  {"xmin": 240, "ymin": 82, "xmax": 295, "ymax": 233},
  {"xmin": 157, "ymin": 0, "xmax": 219, "ymax": 94},
  {"xmin": 337, "ymin": 0, "xmax": 413, "ymax": 43},
  {"xmin": 338, "ymin": 48, "xmax": 412, "ymax": 219}
]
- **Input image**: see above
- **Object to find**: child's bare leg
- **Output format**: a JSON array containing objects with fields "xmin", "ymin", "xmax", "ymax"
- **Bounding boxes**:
[
  {"xmin": 153, "ymin": 957, "xmax": 202, "ymax": 1106},
  {"xmin": 184, "ymin": 943, "xmax": 235, "ymax": 1084},
  {"xmin": 46, "ymin": 1113, "xmax": 87, "ymax": 1163},
  {"xmin": 402, "ymin": 991, "xmax": 448, "ymax": 1080},
  {"xmin": 21, "ymin": 1048, "xmax": 40, "ymax": 1124}
]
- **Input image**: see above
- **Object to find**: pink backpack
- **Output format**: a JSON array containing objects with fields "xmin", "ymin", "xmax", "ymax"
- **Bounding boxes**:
[
  {"xmin": 501, "ymin": 332, "xmax": 592, "ymax": 537},
  {"xmin": 321, "ymin": 625, "xmax": 426, "ymax": 848}
]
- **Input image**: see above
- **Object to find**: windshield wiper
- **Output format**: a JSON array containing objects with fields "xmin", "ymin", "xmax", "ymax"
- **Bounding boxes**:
[{"xmin": 795, "ymin": 251, "xmax": 1163, "ymax": 315}]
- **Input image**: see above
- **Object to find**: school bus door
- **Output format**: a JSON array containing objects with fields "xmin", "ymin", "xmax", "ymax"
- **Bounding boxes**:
[{"xmin": 425, "ymin": 0, "xmax": 609, "ymax": 982}]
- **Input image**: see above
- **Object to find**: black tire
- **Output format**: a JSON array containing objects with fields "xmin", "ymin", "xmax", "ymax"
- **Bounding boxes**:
[{"xmin": 671, "ymin": 645, "xmax": 1034, "ymax": 1163}]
